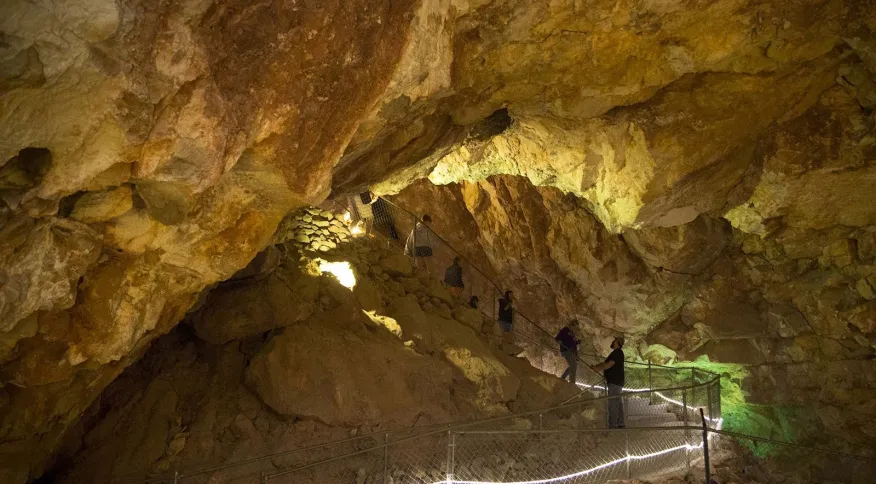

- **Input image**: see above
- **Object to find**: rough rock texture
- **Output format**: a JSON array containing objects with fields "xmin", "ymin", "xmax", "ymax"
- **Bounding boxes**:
[
  {"xmin": 390, "ymin": 164, "xmax": 876, "ymax": 454},
  {"xmin": 2, "ymin": 0, "xmax": 876, "ymax": 480},
  {"xmin": 245, "ymin": 308, "xmax": 456, "ymax": 427},
  {"xmin": 0, "ymin": 1, "xmax": 419, "ymax": 478},
  {"xmin": 46, "ymin": 234, "xmax": 578, "ymax": 483}
]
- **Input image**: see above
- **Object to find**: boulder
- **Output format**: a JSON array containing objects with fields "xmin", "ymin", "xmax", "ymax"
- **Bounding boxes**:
[
  {"xmin": 453, "ymin": 306, "xmax": 484, "ymax": 332},
  {"xmin": 855, "ymin": 279, "xmax": 876, "ymax": 300},
  {"xmin": 384, "ymin": 280, "xmax": 405, "ymax": 297},
  {"xmin": 245, "ymin": 309, "xmax": 454, "ymax": 427},
  {"xmin": 380, "ymin": 253, "xmax": 413, "ymax": 277},
  {"xmin": 69, "ymin": 186, "xmax": 133, "ymax": 223},
  {"xmin": 424, "ymin": 278, "xmax": 453, "ymax": 304},
  {"xmin": 399, "ymin": 276, "xmax": 424, "ymax": 294},
  {"xmin": 387, "ymin": 294, "xmax": 431, "ymax": 345},
  {"xmin": 426, "ymin": 314, "xmax": 520, "ymax": 404},
  {"xmin": 353, "ymin": 276, "xmax": 383, "ymax": 311},
  {"xmin": 193, "ymin": 269, "xmax": 317, "ymax": 344}
]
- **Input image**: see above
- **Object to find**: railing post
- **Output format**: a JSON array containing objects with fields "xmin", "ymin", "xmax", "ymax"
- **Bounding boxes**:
[
  {"xmin": 539, "ymin": 413, "xmax": 544, "ymax": 442},
  {"xmin": 412, "ymin": 216, "xmax": 418, "ymax": 266},
  {"xmin": 690, "ymin": 369, "xmax": 696, "ymax": 417},
  {"xmin": 717, "ymin": 380, "xmax": 722, "ymax": 419},
  {"xmin": 683, "ymin": 388, "xmax": 690, "ymax": 474},
  {"xmin": 173, "ymin": 471, "xmax": 179, "ymax": 484},
  {"xmin": 383, "ymin": 433, "xmax": 389, "ymax": 484},
  {"xmin": 625, "ymin": 429, "xmax": 631, "ymax": 479},
  {"xmin": 700, "ymin": 409, "xmax": 711, "ymax": 484},
  {"xmin": 446, "ymin": 430, "xmax": 456, "ymax": 484},
  {"xmin": 648, "ymin": 361, "xmax": 653, "ymax": 405},
  {"xmin": 706, "ymin": 381, "xmax": 714, "ymax": 423}
]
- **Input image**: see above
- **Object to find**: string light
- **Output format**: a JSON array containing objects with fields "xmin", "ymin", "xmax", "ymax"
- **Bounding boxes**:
[
  {"xmin": 575, "ymin": 382, "xmax": 721, "ymax": 423},
  {"xmin": 435, "ymin": 419, "xmax": 723, "ymax": 484}
]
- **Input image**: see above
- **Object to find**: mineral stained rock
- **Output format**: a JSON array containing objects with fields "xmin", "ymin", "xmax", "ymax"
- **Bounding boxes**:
[
  {"xmin": 49, "ymin": 235, "xmax": 576, "ymax": 483},
  {"xmin": 1, "ymin": 0, "xmax": 876, "ymax": 480}
]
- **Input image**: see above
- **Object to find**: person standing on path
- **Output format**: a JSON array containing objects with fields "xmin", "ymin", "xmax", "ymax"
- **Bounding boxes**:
[
  {"xmin": 554, "ymin": 321, "xmax": 580, "ymax": 383},
  {"xmin": 443, "ymin": 256, "xmax": 464, "ymax": 297},
  {"xmin": 404, "ymin": 214, "xmax": 433, "ymax": 270},
  {"xmin": 591, "ymin": 336, "xmax": 626, "ymax": 428},
  {"xmin": 497, "ymin": 291, "xmax": 514, "ymax": 333},
  {"xmin": 359, "ymin": 191, "xmax": 399, "ymax": 240}
]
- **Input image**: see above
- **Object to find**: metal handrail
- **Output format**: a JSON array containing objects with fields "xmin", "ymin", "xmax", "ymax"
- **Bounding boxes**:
[
  {"xmin": 113, "ymin": 372, "xmax": 721, "ymax": 483},
  {"xmin": 376, "ymin": 197, "xmax": 609, "ymax": 383},
  {"xmin": 112, "ymin": 200, "xmax": 720, "ymax": 483},
  {"xmin": 263, "ymin": 376, "xmax": 722, "ymax": 480}
]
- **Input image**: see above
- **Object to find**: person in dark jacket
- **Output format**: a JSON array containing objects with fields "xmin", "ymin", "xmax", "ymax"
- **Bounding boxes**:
[
  {"xmin": 554, "ymin": 321, "xmax": 580, "ymax": 383},
  {"xmin": 497, "ymin": 291, "xmax": 514, "ymax": 333},
  {"xmin": 443, "ymin": 257, "xmax": 464, "ymax": 297},
  {"xmin": 591, "ymin": 336, "xmax": 626, "ymax": 428},
  {"xmin": 469, "ymin": 295, "xmax": 479, "ymax": 309}
]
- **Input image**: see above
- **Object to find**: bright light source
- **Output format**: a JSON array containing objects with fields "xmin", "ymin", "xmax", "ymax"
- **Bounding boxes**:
[
  {"xmin": 351, "ymin": 223, "xmax": 363, "ymax": 235},
  {"xmin": 317, "ymin": 259, "xmax": 356, "ymax": 288},
  {"xmin": 343, "ymin": 211, "xmax": 351, "ymax": 223}
]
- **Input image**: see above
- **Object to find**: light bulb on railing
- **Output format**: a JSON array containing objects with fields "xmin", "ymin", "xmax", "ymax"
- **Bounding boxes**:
[{"xmin": 343, "ymin": 211, "xmax": 351, "ymax": 223}]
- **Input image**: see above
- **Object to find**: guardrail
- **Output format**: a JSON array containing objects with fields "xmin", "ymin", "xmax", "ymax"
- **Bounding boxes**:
[
  {"xmin": 346, "ymin": 195, "xmax": 608, "ymax": 393},
  {"xmin": 116, "ymin": 374, "xmax": 720, "ymax": 484},
  {"xmin": 105, "ymin": 200, "xmax": 876, "ymax": 484}
]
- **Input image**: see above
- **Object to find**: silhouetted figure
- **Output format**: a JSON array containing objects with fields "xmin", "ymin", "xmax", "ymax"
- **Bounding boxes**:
[
  {"xmin": 555, "ymin": 321, "xmax": 580, "ymax": 383},
  {"xmin": 405, "ymin": 214, "xmax": 433, "ymax": 268},
  {"xmin": 497, "ymin": 290, "xmax": 514, "ymax": 333},
  {"xmin": 360, "ymin": 191, "xmax": 398, "ymax": 240},
  {"xmin": 591, "ymin": 336, "xmax": 626, "ymax": 428},
  {"xmin": 444, "ymin": 256, "xmax": 464, "ymax": 297}
]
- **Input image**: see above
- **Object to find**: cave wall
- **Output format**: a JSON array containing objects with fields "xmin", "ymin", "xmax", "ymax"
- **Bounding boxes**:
[
  {"xmin": 1, "ymin": 0, "xmax": 875, "ymax": 480},
  {"xmin": 0, "ymin": 0, "xmax": 422, "ymax": 479},
  {"xmin": 47, "ymin": 234, "xmax": 579, "ymax": 483},
  {"xmin": 391, "ymin": 78, "xmax": 876, "ymax": 447}
]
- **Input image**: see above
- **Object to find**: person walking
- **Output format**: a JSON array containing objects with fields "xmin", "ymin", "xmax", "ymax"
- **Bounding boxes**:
[
  {"xmin": 497, "ymin": 290, "xmax": 514, "ymax": 333},
  {"xmin": 591, "ymin": 336, "xmax": 626, "ymax": 428},
  {"xmin": 404, "ymin": 214, "xmax": 433, "ymax": 269},
  {"xmin": 443, "ymin": 256, "xmax": 464, "ymax": 297},
  {"xmin": 554, "ymin": 321, "xmax": 580, "ymax": 384},
  {"xmin": 359, "ymin": 191, "xmax": 399, "ymax": 240}
]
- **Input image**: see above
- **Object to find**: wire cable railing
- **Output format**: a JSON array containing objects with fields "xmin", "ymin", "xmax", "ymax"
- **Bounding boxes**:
[
  {"xmin": 258, "ymin": 375, "xmax": 725, "ymax": 483},
  {"xmin": 107, "ymin": 200, "xmax": 875, "ymax": 484},
  {"xmin": 347, "ymin": 194, "xmax": 607, "ymax": 394}
]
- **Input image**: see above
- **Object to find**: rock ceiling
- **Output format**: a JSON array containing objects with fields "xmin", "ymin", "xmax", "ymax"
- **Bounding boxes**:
[{"xmin": 1, "ymin": 0, "xmax": 875, "ymax": 480}]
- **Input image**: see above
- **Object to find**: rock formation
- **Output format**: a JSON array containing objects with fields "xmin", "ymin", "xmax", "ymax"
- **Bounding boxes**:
[
  {"xmin": 1, "ymin": 0, "xmax": 875, "ymax": 481},
  {"xmin": 46, "ymin": 231, "xmax": 579, "ymax": 483}
]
